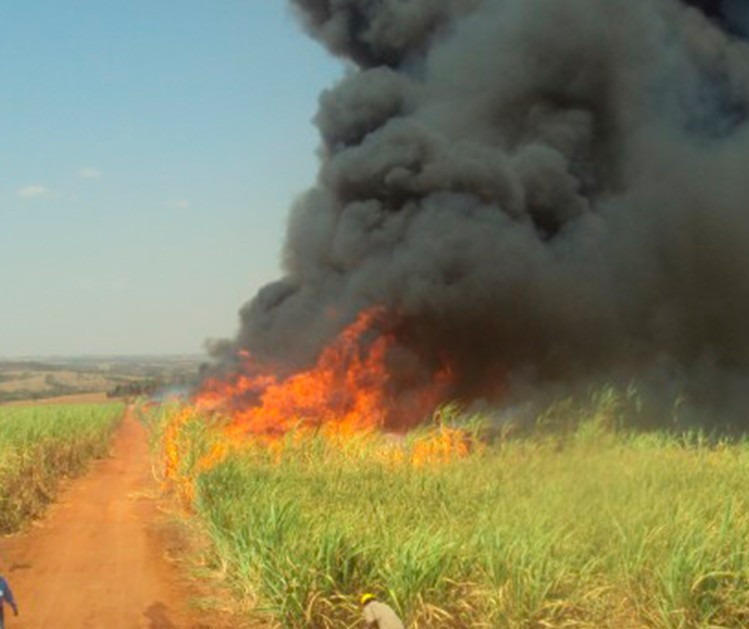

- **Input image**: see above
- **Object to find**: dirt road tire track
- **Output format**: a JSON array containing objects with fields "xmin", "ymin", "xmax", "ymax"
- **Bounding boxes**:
[{"xmin": 0, "ymin": 408, "xmax": 237, "ymax": 628}]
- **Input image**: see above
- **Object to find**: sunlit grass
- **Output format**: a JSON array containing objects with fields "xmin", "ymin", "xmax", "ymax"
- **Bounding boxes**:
[
  {"xmin": 150, "ymin": 393, "xmax": 749, "ymax": 627},
  {"xmin": 0, "ymin": 403, "xmax": 123, "ymax": 532}
]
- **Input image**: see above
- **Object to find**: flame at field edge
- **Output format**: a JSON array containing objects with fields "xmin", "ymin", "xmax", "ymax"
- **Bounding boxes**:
[{"xmin": 194, "ymin": 307, "xmax": 453, "ymax": 438}]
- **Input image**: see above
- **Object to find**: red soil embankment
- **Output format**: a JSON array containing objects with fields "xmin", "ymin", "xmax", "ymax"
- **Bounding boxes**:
[{"xmin": 1, "ymin": 392, "xmax": 113, "ymax": 407}]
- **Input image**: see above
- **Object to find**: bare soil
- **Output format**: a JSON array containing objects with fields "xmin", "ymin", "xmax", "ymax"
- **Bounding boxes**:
[
  {"xmin": 0, "ymin": 409, "xmax": 244, "ymax": 628},
  {"xmin": 1, "ymin": 392, "xmax": 113, "ymax": 407}
]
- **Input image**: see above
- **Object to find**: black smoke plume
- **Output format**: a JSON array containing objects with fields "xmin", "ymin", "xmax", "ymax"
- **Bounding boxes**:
[
  {"xmin": 212, "ymin": 0, "xmax": 749, "ymax": 425},
  {"xmin": 685, "ymin": 0, "xmax": 749, "ymax": 36}
]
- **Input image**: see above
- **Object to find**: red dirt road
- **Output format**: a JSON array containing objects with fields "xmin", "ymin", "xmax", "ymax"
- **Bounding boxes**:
[{"xmin": 0, "ymin": 410, "xmax": 230, "ymax": 629}]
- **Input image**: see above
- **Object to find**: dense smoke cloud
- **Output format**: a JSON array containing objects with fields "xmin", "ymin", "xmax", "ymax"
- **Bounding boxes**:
[
  {"xmin": 217, "ymin": 0, "xmax": 749, "ymax": 423},
  {"xmin": 685, "ymin": 0, "xmax": 749, "ymax": 36}
]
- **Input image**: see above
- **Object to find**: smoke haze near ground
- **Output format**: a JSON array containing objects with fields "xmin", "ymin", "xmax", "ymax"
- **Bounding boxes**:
[{"xmin": 212, "ymin": 0, "xmax": 749, "ymax": 425}]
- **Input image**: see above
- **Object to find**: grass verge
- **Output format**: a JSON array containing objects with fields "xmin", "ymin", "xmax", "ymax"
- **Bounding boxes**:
[
  {"xmin": 149, "ymin": 394, "xmax": 749, "ymax": 628},
  {"xmin": 0, "ymin": 402, "xmax": 123, "ymax": 532}
]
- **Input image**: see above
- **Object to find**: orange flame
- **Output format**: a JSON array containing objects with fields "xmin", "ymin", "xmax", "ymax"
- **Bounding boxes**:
[
  {"xmin": 410, "ymin": 426, "xmax": 472, "ymax": 467},
  {"xmin": 157, "ymin": 308, "xmax": 475, "ymax": 510},
  {"xmin": 195, "ymin": 308, "xmax": 451, "ymax": 438}
]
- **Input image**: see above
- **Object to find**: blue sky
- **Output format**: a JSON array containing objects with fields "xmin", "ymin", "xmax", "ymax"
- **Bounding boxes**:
[{"xmin": 0, "ymin": 1, "xmax": 342, "ymax": 356}]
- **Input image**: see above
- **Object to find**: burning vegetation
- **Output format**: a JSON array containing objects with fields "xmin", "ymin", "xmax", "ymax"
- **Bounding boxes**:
[
  {"xmin": 162, "ymin": 310, "xmax": 470, "ymax": 512},
  {"xmin": 198, "ymin": 309, "xmax": 454, "ymax": 437}
]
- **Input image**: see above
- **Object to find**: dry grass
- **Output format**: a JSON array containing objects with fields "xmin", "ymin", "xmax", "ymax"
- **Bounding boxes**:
[
  {"xmin": 2, "ymin": 392, "xmax": 112, "ymax": 407},
  {"xmin": 0, "ymin": 370, "xmax": 115, "ymax": 394}
]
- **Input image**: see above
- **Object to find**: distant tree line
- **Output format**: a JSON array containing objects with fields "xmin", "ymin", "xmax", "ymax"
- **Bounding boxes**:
[{"xmin": 107, "ymin": 380, "xmax": 162, "ymax": 399}]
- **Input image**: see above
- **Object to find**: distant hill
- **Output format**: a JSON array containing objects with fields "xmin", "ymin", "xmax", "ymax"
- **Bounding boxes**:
[{"xmin": 0, "ymin": 356, "xmax": 205, "ymax": 404}]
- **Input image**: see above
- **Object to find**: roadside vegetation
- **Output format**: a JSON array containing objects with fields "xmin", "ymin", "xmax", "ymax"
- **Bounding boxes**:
[
  {"xmin": 0, "ymin": 403, "xmax": 123, "ymax": 532},
  {"xmin": 149, "ymin": 392, "xmax": 749, "ymax": 628}
]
